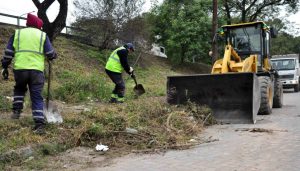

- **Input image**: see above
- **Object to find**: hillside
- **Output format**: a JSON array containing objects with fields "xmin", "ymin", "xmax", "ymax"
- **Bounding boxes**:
[{"xmin": 0, "ymin": 25, "xmax": 212, "ymax": 170}]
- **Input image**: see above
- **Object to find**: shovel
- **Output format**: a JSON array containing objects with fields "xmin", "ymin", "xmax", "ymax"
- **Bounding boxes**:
[
  {"xmin": 131, "ymin": 72, "xmax": 145, "ymax": 96},
  {"xmin": 44, "ymin": 60, "xmax": 63, "ymax": 123}
]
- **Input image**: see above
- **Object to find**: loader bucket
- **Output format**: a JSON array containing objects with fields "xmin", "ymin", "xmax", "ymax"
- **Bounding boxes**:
[{"xmin": 167, "ymin": 73, "xmax": 260, "ymax": 124}]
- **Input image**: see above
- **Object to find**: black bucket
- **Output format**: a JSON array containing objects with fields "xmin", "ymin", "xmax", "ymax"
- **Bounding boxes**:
[{"xmin": 167, "ymin": 73, "xmax": 260, "ymax": 124}]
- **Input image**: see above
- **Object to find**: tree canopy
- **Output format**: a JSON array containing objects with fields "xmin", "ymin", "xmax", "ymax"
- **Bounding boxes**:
[
  {"xmin": 150, "ymin": 0, "xmax": 212, "ymax": 64},
  {"xmin": 73, "ymin": 0, "xmax": 146, "ymax": 49},
  {"xmin": 222, "ymin": 0, "xmax": 299, "ymax": 24}
]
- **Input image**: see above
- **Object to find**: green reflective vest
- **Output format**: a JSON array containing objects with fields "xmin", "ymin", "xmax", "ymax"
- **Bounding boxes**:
[
  {"xmin": 13, "ymin": 27, "xmax": 46, "ymax": 72},
  {"xmin": 105, "ymin": 47, "xmax": 126, "ymax": 73}
]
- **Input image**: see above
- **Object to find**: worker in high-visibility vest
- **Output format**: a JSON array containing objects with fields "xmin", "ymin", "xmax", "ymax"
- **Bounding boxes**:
[
  {"xmin": 1, "ymin": 13, "xmax": 57, "ymax": 134},
  {"xmin": 105, "ymin": 43, "xmax": 134, "ymax": 103}
]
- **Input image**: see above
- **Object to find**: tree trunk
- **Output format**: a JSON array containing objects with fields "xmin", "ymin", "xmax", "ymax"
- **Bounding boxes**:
[
  {"xmin": 32, "ymin": 0, "xmax": 68, "ymax": 41},
  {"xmin": 241, "ymin": 0, "xmax": 246, "ymax": 22},
  {"xmin": 223, "ymin": 0, "xmax": 231, "ymax": 25},
  {"xmin": 212, "ymin": 0, "xmax": 218, "ymax": 64},
  {"xmin": 180, "ymin": 44, "xmax": 187, "ymax": 64}
]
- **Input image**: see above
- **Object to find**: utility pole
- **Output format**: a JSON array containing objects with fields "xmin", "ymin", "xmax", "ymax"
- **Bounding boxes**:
[{"xmin": 212, "ymin": 0, "xmax": 218, "ymax": 63}]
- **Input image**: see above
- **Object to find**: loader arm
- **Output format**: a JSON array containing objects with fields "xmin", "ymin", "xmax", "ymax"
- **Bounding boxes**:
[
  {"xmin": 212, "ymin": 44, "xmax": 258, "ymax": 74},
  {"xmin": 212, "ymin": 45, "xmax": 242, "ymax": 74}
]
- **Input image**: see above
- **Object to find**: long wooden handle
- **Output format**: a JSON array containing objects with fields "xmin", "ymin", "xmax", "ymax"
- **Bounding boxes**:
[
  {"xmin": 46, "ymin": 60, "xmax": 51, "ymax": 110},
  {"xmin": 132, "ymin": 74, "xmax": 138, "ymax": 86}
]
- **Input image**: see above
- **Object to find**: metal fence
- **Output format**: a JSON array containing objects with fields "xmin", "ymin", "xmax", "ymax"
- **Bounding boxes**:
[
  {"xmin": 0, "ymin": 12, "xmax": 75, "ymax": 34},
  {"xmin": 0, "ymin": 12, "xmax": 95, "ymax": 46}
]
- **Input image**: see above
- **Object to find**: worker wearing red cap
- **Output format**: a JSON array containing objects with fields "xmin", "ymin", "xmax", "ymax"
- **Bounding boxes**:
[
  {"xmin": 105, "ymin": 43, "xmax": 135, "ymax": 103},
  {"xmin": 1, "ymin": 13, "xmax": 57, "ymax": 134}
]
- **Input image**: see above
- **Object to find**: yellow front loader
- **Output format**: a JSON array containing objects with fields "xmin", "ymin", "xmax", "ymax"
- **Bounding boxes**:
[{"xmin": 167, "ymin": 21, "xmax": 283, "ymax": 124}]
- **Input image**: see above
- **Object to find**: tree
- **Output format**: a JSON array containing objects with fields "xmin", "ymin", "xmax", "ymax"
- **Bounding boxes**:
[
  {"xmin": 73, "ymin": 0, "xmax": 145, "ymax": 49},
  {"xmin": 268, "ymin": 18, "xmax": 300, "ymax": 36},
  {"xmin": 150, "ymin": 0, "xmax": 212, "ymax": 64},
  {"xmin": 32, "ymin": 0, "xmax": 68, "ymax": 41},
  {"xmin": 221, "ymin": 0, "xmax": 299, "ymax": 24},
  {"xmin": 72, "ymin": 17, "xmax": 117, "ymax": 49},
  {"xmin": 267, "ymin": 18, "xmax": 287, "ymax": 33},
  {"xmin": 266, "ymin": 17, "xmax": 300, "ymax": 55},
  {"xmin": 119, "ymin": 13, "xmax": 153, "ymax": 49},
  {"xmin": 271, "ymin": 31, "xmax": 300, "ymax": 55}
]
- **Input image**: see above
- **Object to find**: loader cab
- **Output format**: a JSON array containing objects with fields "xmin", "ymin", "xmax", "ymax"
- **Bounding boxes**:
[{"xmin": 221, "ymin": 22, "xmax": 272, "ymax": 71}]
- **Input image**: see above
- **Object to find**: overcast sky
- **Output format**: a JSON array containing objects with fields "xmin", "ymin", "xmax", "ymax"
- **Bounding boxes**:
[
  {"xmin": 0, "ymin": 0, "xmax": 160, "ymax": 26},
  {"xmin": 0, "ymin": 0, "xmax": 299, "ymax": 32}
]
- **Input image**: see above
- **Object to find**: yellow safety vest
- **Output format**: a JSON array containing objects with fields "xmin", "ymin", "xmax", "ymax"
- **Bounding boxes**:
[
  {"xmin": 13, "ymin": 27, "xmax": 46, "ymax": 72},
  {"xmin": 105, "ymin": 47, "xmax": 126, "ymax": 73}
]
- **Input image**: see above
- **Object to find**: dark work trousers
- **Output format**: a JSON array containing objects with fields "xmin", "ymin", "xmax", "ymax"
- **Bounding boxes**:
[
  {"xmin": 105, "ymin": 69, "xmax": 125, "ymax": 98},
  {"xmin": 13, "ymin": 70, "xmax": 45, "ymax": 124}
]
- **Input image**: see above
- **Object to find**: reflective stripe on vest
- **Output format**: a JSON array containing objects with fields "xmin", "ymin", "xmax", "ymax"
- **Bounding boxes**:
[
  {"xmin": 105, "ymin": 47, "xmax": 126, "ymax": 73},
  {"xmin": 13, "ymin": 28, "xmax": 46, "ymax": 72}
]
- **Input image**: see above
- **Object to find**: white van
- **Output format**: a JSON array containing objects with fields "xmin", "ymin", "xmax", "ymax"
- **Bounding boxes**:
[
  {"xmin": 150, "ymin": 44, "xmax": 167, "ymax": 58},
  {"xmin": 271, "ymin": 54, "xmax": 300, "ymax": 92}
]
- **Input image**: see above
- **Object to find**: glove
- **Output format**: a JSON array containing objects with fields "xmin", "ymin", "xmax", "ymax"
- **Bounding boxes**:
[
  {"xmin": 1, "ymin": 68, "xmax": 8, "ymax": 80},
  {"xmin": 48, "ymin": 52, "xmax": 57, "ymax": 61},
  {"xmin": 129, "ymin": 67, "xmax": 134, "ymax": 77},
  {"xmin": 129, "ymin": 67, "xmax": 134, "ymax": 73}
]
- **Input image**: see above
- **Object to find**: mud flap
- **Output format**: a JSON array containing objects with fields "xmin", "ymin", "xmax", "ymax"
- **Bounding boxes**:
[{"xmin": 167, "ymin": 73, "xmax": 260, "ymax": 124}]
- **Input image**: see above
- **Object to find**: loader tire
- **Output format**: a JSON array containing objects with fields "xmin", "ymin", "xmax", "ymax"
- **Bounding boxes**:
[
  {"xmin": 258, "ymin": 76, "xmax": 273, "ymax": 115},
  {"xmin": 273, "ymin": 79, "xmax": 283, "ymax": 108}
]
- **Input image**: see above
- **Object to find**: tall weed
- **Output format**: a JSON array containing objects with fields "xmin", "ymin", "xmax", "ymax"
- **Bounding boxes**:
[{"xmin": 53, "ymin": 72, "xmax": 111, "ymax": 103}]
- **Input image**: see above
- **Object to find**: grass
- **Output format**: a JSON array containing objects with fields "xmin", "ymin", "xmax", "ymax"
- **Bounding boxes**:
[
  {"xmin": 53, "ymin": 72, "xmax": 111, "ymax": 103},
  {"xmin": 0, "ymin": 100, "xmax": 213, "ymax": 170},
  {"xmin": 0, "ymin": 26, "xmax": 212, "ymax": 170}
]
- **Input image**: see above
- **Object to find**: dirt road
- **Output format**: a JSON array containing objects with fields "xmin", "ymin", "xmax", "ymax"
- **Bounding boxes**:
[{"xmin": 88, "ymin": 89, "xmax": 300, "ymax": 171}]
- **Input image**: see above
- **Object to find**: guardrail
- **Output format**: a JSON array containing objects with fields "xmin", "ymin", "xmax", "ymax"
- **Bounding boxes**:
[
  {"xmin": 0, "ymin": 12, "xmax": 96, "ymax": 46},
  {"xmin": 0, "ymin": 12, "xmax": 76, "ymax": 34},
  {"xmin": 0, "ymin": 12, "xmax": 27, "ymax": 27}
]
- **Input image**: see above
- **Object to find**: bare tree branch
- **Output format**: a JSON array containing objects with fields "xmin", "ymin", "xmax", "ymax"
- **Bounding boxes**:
[
  {"xmin": 32, "ymin": 0, "xmax": 68, "ymax": 41},
  {"xmin": 223, "ymin": 0, "xmax": 232, "ymax": 24},
  {"xmin": 32, "ymin": 0, "xmax": 41, "ymax": 8},
  {"xmin": 222, "ymin": 0, "xmax": 299, "ymax": 23}
]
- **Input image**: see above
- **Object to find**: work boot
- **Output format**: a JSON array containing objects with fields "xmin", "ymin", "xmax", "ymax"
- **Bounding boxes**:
[
  {"xmin": 116, "ymin": 97, "xmax": 124, "ymax": 103},
  {"xmin": 109, "ymin": 97, "xmax": 117, "ymax": 103},
  {"xmin": 33, "ymin": 123, "xmax": 46, "ymax": 135},
  {"xmin": 11, "ymin": 110, "xmax": 21, "ymax": 119}
]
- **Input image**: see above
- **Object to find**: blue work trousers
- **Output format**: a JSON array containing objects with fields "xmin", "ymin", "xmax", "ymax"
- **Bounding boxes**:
[
  {"xmin": 13, "ymin": 70, "xmax": 45, "ymax": 124},
  {"xmin": 105, "ymin": 69, "xmax": 125, "ymax": 98}
]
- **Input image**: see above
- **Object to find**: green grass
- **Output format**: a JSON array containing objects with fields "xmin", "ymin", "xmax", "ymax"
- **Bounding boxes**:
[
  {"xmin": 86, "ymin": 49, "xmax": 110, "ymax": 66},
  {"xmin": 0, "ymin": 96, "xmax": 11, "ymax": 111},
  {"xmin": 53, "ymin": 72, "xmax": 111, "ymax": 103}
]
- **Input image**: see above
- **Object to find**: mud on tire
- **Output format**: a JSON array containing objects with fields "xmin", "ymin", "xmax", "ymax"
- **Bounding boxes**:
[
  {"xmin": 258, "ymin": 76, "xmax": 273, "ymax": 115},
  {"xmin": 273, "ymin": 78, "xmax": 283, "ymax": 108}
]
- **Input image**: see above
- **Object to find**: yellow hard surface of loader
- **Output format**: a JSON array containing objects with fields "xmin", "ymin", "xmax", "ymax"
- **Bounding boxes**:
[{"xmin": 167, "ymin": 21, "xmax": 283, "ymax": 124}]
